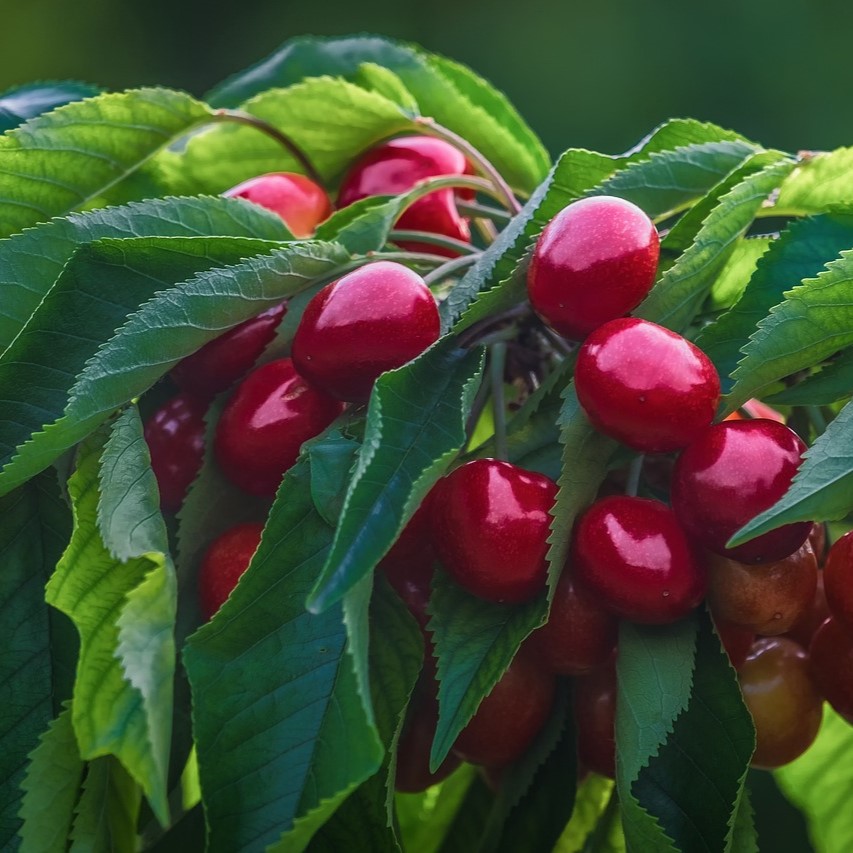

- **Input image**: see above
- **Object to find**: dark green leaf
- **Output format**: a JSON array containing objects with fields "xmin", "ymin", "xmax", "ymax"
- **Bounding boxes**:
[
  {"xmin": 143, "ymin": 806, "xmax": 206, "ymax": 853},
  {"xmin": 308, "ymin": 342, "xmax": 484, "ymax": 612},
  {"xmin": 0, "ymin": 88, "xmax": 212, "ymax": 238},
  {"xmin": 308, "ymin": 431, "xmax": 360, "ymax": 526},
  {"xmin": 184, "ymin": 460, "xmax": 382, "ymax": 852},
  {"xmin": 767, "ymin": 347, "xmax": 853, "ymax": 406},
  {"xmin": 729, "ymin": 789, "xmax": 758, "ymax": 853},
  {"xmin": 748, "ymin": 770, "xmax": 812, "ymax": 853},
  {"xmin": 435, "ymin": 776, "xmax": 494, "ymax": 853},
  {"xmin": 0, "ymin": 81, "xmax": 101, "ymax": 134},
  {"xmin": 552, "ymin": 776, "xmax": 619, "ymax": 853}
]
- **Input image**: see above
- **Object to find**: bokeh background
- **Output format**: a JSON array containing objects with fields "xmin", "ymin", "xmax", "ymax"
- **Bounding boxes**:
[{"xmin": 2, "ymin": 0, "xmax": 851, "ymax": 157}]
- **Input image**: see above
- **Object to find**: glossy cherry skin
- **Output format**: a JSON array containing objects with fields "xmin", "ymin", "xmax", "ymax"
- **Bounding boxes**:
[
  {"xmin": 451, "ymin": 650, "xmax": 555, "ymax": 766},
  {"xmin": 337, "ymin": 136, "xmax": 471, "ymax": 257},
  {"xmin": 198, "ymin": 522, "xmax": 264, "ymax": 620},
  {"xmin": 574, "ymin": 663, "xmax": 616, "ymax": 779},
  {"xmin": 671, "ymin": 420, "xmax": 812, "ymax": 563},
  {"xmin": 529, "ymin": 572, "xmax": 618, "ymax": 675},
  {"xmin": 572, "ymin": 496, "xmax": 706, "ymax": 624},
  {"xmin": 291, "ymin": 261, "xmax": 441, "ymax": 403},
  {"xmin": 430, "ymin": 459, "xmax": 557, "ymax": 604},
  {"xmin": 809, "ymin": 617, "xmax": 853, "ymax": 724},
  {"xmin": 396, "ymin": 690, "xmax": 461, "ymax": 793},
  {"xmin": 822, "ymin": 530, "xmax": 853, "ymax": 632},
  {"xmin": 214, "ymin": 358, "xmax": 343, "ymax": 496},
  {"xmin": 575, "ymin": 319, "xmax": 720, "ymax": 453},
  {"xmin": 739, "ymin": 637, "xmax": 823, "ymax": 768},
  {"xmin": 224, "ymin": 172, "xmax": 331, "ymax": 237},
  {"xmin": 171, "ymin": 303, "xmax": 286, "ymax": 398},
  {"xmin": 527, "ymin": 196, "xmax": 659, "ymax": 341},
  {"xmin": 715, "ymin": 619, "xmax": 755, "ymax": 671},
  {"xmin": 143, "ymin": 392, "xmax": 207, "ymax": 513},
  {"xmin": 787, "ymin": 573, "xmax": 830, "ymax": 649},
  {"xmin": 705, "ymin": 541, "xmax": 818, "ymax": 636}
]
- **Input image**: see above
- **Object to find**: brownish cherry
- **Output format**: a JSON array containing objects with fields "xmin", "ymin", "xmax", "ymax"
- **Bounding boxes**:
[
  {"xmin": 809, "ymin": 617, "xmax": 853, "ymax": 724},
  {"xmin": 574, "ymin": 663, "xmax": 616, "ymax": 779},
  {"xmin": 714, "ymin": 619, "xmax": 755, "ymax": 670},
  {"xmin": 787, "ymin": 573, "xmax": 830, "ymax": 649},
  {"xmin": 198, "ymin": 522, "xmax": 264, "ymax": 620},
  {"xmin": 672, "ymin": 419, "xmax": 812, "ymax": 563},
  {"xmin": 739, "ymin": 637, "xmax": 823, "ymax": 769},
  {"xmin": 823, "ymin": 530, "xmax": 853, "ymax": 632}
]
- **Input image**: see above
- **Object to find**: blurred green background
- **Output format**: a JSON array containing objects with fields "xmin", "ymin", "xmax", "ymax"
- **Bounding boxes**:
[{"xmin": 2, "ymin": 0, "xmax": 851, "ymax": 156}]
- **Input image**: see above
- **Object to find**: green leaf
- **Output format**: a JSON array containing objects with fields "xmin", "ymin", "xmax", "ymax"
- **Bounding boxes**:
[
  {"xmin": 697, "ymin": 213, "xmax": 853, "ymax": 393},
  {"xmin": 435, "ymin": 776, "xmax": 495, "ymax": 853},
  {"xmin": 206, "ymin": 34, "xmax": 549, "ymax": 192},
  {"xmin": 183, "ymin": 459, "xmax": 382, "ymax": 853},
  {"xmin": 45, "ymin": 428, "xmax": 173, "ymax": 825},
  {"xmin": 353, "ymin": 63, "xmax": 419, "ymax": 112},
  {"xmin": 767, "ymin": 347, "xmax": 853, "ymax": 406},
  {"xmin": 0, "ymin": 81, "xmax": 101, "ymax": 134},
  {"xmin": 709, "ymin": 237, "xmax": 773, "ymax": 312},
  {"xmin": 635, "ymin": 153, "xmax": 794, "ymax": 333},
  {"xmin": 729, "ymin": 789, "xmax": 759, "ymax": 853},
  {"xmin": 308, "ymin": 342, "xmax": 484, "ymax": 612},
  {"xmin": 69, "ymin": 757, "xmax": 141, "ymax": 852},
  {"xmin": 552, "ymin": 776, "xmax": 619, "ymax": 853},
  {"xmin": 0, "ymin": 194, "xmax": 291, "ymax": 354},
  {"xmin": 774, "ymin": 148, "xmax": 853, "ymax": 215},
  {"xmin": 0, "ymin": 237, "xmax": 350, "ymax": 497},
  {"xmin": 728, "ymin": 398, "xmax": 853, "ymax": 546},
  {"xmin": 0, "ymin": 88, "xmax": 212, "ymax": 238},
  {"xmin": 0, "ymin": 471, "xmax": 71, "ymax": 848},
  {"xmin": 167, "ymin": 77, "xmax": 414, "ymax": 195},
  {"xmin": 308, "ymin": 431, "xmax": 360, "ymax": 526},
  {"xmin": 748, "ymin": 769, "xmax": 813, "ymax": 853},
  {"xmin": 18, "ymin": 706, "xmax": 84, "ymax": 853},
  {"xmin": 776, "ymin": 708, "xmax": 853, "ymax": 853}
]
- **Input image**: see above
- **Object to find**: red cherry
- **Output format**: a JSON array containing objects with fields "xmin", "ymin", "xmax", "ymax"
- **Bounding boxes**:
[
  {"xmin": 291, "ymin": 261, "xmax": 440, "ymax": 403},
  {"xmin": 575, "ymin": 319, "xmax": 720, "ymax": 453},
  {"xmin": 337, "ymin": 136, "xmax": 471, "ymax": 257},
  {"xmin": 572, "ymin": 495, "xmax": 706, "ymax": 624},
  {"xmin": 451, "ymin": 650, "xmax": 555, "ymax": 766},
  {"xmin": 809, "ymin": 617, "xmax": 853, "ymax": 724},
  {"xmin": 671, "ymin": 420, "xmax": 812, "ymax": 563},
  {"xmin": 527, "ymin": 196, "xmax": 659, "ymax": 341},
  {"xmin": 143, "ymin": 392, "xmax": 207, "ymax": 513},
  {"xmin": 739, "ymin": 637, "xmax": 823, "ymax": 768},
  {"xmin": 529, "ymin": 572, "xmax": 618, "ymax": 675},
  {"xmin": 714, "ymin": 619, "xmax": 755, "ymax": 670},
  {"xmin": 171, "ymin": 303, "xmax": 286, "ymax": 398},
  {"xmin": 224, "ymin": 172, "xmax": 331, "ymax": 237},
  {"xmin": 214, "ymin": 358, "xmax": 343, "ymax": 496},
  {"xmin": 430, "ymin": 459, "xmax": 557, "ymax": 604},
  {"xmin": 574, "ymin": 662, "xmax": 616, "ymax": 779},
  {"xmin": 198, "ymin": 522, "xmax": 264, "ymax": 620},
  {"xmin": 822, "ymin": 530, "xmax": 853, "ymax": 632}
]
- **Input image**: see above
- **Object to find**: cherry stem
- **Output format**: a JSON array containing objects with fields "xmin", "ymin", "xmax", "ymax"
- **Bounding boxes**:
[
  {"xmin": 456, "ymin": 200, "xmax": 512, "ymax": 224},
  {"xmin": 626, "ymin": 454, "xmax": 645, "ymax": 498},
  {"xmin": 407, "ymin": 173, "xmax": 508, "ymax": 205},
  {"xmin": 389, "ymin": 230, "xmax": 480, "ymax": 255},
  {"xmin": 490, "ymin": 342, "xmax": 509, "ymax": 461},
  {"xmin": 423, "ymin": 253, "xmax": 480, "ymax": 287},
  {"xmin": 212, "ymin": 109, "xmax": 324, "ymax": 186},
  {"xmin": 473, "ymin": 218, "xmax": 499, "ymax": 245},
  {"xmin": 367, "ymin": 249, "xmax": 452, "ymax": 267},
  {"xmin": 456, "ymin": 302, "xmax": 531, "ymax": 349},
  {"xmin": 415, "ymin": 117, "xmax": 523, "ymax": 215},
  {"xmin": 539, "ymin": 325, "xmax": 575, "ymax": 358}
]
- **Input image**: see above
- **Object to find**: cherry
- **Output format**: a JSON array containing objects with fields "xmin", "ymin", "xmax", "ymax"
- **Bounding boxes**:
[
  {"xmin": 704, "ymin": 541, "xmax": 818, "ymax": 636},
  {"xmin": 224, "ymin": 172, "xmax": 331, "ymax": 237},
  {"xmin": 671, "ymin": 419, "xmax": 812, "ymax": 564},
  {"xmin": 787, "ymin": 573, "xmax": 830, "ymax": 649},
  {"xmin": 527, "ymin": 196, "xmax": 659, "ymax": 341},
  {"xmin": 822, "ymin": 530, "xmax": 853, "ymax": 632},
  {"xmin": 724, "ymin": 398, "xmax": 786, "ymax": 424},
  {"xmin": 575, "ymin": 318, "xmax": 720, "ymax": 453},
  {"xmin": 572, "ymin": 495, "xmax": 706, "ymax": 624},
  {"xmin": 171, "ymin": 303, "xmax": 286, "ymax": 399},
  {"xmin": 197, "ymin": 522, "xmax": 264, "ymax": 620},
  {"xmin": 573, "ymin": 662, "xmax": 616, "ymax": 779},
  {"xmin": 715, "ymin": 619, "xmax": 755, "ymax": 671},
  {"xmin": 214, "ymin": 358, "xmax": 343, "ymax": 497},
  {"xmin": 739, "ymin": 637, "xmax": 823, "ymax": 768},
  {"xmin": 337, "ymin": 136, "xmax": 471, "ymax": 257},
  {"xmin": 430, "ymin": 459, "xmax": 557, "ymax": 604},
  {"xmin": 809, "ymin": 617, "xmax": 853, "ymax": 724},
  {"xmin": 291, "ymin": 261, "xmax": 441, "ymax": 404},
  {"xmin": 143, "ymin": 392, "xmax": 207, "ymax": 513},
  {"xmin": 529, "ymin": 572, "xmax": 618, "ymax": 675},
  {"xmin": 451, "ymin": 650, "xmax": 555, "ymax": 766}
]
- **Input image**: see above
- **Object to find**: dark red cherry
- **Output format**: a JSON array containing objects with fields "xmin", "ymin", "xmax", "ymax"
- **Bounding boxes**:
[
  {"xmin": 337, "ymin": 136, "xmax": 471, "ymax": 257},
  {"xmin": 224, "ymin": 172, "xmax": 331, "ymax": 237},
  {"xmin": 198, "ymin": 522, "xmax": 264, "ymax": 620},
  {"xmin": 527, "ymin": 196, "xmax": 659, "ymax": 341},
  {"xmin": 395, "ymin": 692, "xmax": 461, "ymax": 793},
  {"xmin": 787, "ymin": 572, "xmax": 830, "ymax": 649},
  {"xmin": 574, "ymin": 662, "xmax": 616, "ymax": 779},
  {"xmin": 572, "ymin": 495, "xmax": 706, "ymax": 624},
  {"xmin": 822, "ymin": 530, "xmax": 853, "ymax": 632},
  {"xmin": 143, "ymin": 392, "xmax": 207, "ymax": 513},
  {"xmin": 672, "ymin": 420, "xmax": 812, "ymax": 563},
  {"xmin": 575, "ymin": 318, "xmax": 720, "ymax": 453},
  {"xmin": 809, "ymin": 617, "xmax": 853, "ymax": 724},
  {"xmin": 451, "ymin": 650, "xmax": 555, "ymax": 766},
  {"xmin": 740, "ymin": 637, "xmax": 823, "ymax": 768},
  {"xmin": 430, "ymin": 459, "xmax": 557, "ymax": 604},
  {"xmin": 714, "ymin": 619, "xmax": 755, "ymax": 670},
  {"xmin": 291, "ymin": 261, "xmax": 440, "ymax": 403},
  {"xmin": 171, "ymin": 303, "xmax": 286, "ymax": 398},
  {"xmin": 214, "ymin": 358, "xmax": 343, "ymax": 496},
  {"xmin": 529, "ymin": 572, "xmax": 618, "ymax": 675}
]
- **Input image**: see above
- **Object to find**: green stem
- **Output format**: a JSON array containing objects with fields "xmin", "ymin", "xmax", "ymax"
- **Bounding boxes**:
[
  {"xmin": 404, "ymin": 173, "xmax": 508, "ymax": 206},
  {"xmin": 626, "ymin": 454, "xmax": 645, "ymax": 497},
  {"xmin": 389, "ymin": 230, "xmax": 479, "ymax": 255},
  {"xmin": 423, "ymin": 253, "xmax": 480, "ymax": 286},
  {"xmin": 490, "ymin": 342, "xmax": 509, "ymax": 461},
  {"xmin": 456, "ymin": 200, "xmax": 513, "ymax": 223},
  {"xmin": 367, "ymin": 249, "xmax": 451, "ymax": 267},
  {"xmin": 212, "ymin": 109, "xmax": 323, "ymax": 186},
  {"xmin": 474, "ymin": 217, "xmax": 499, "ymax": 245}
]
